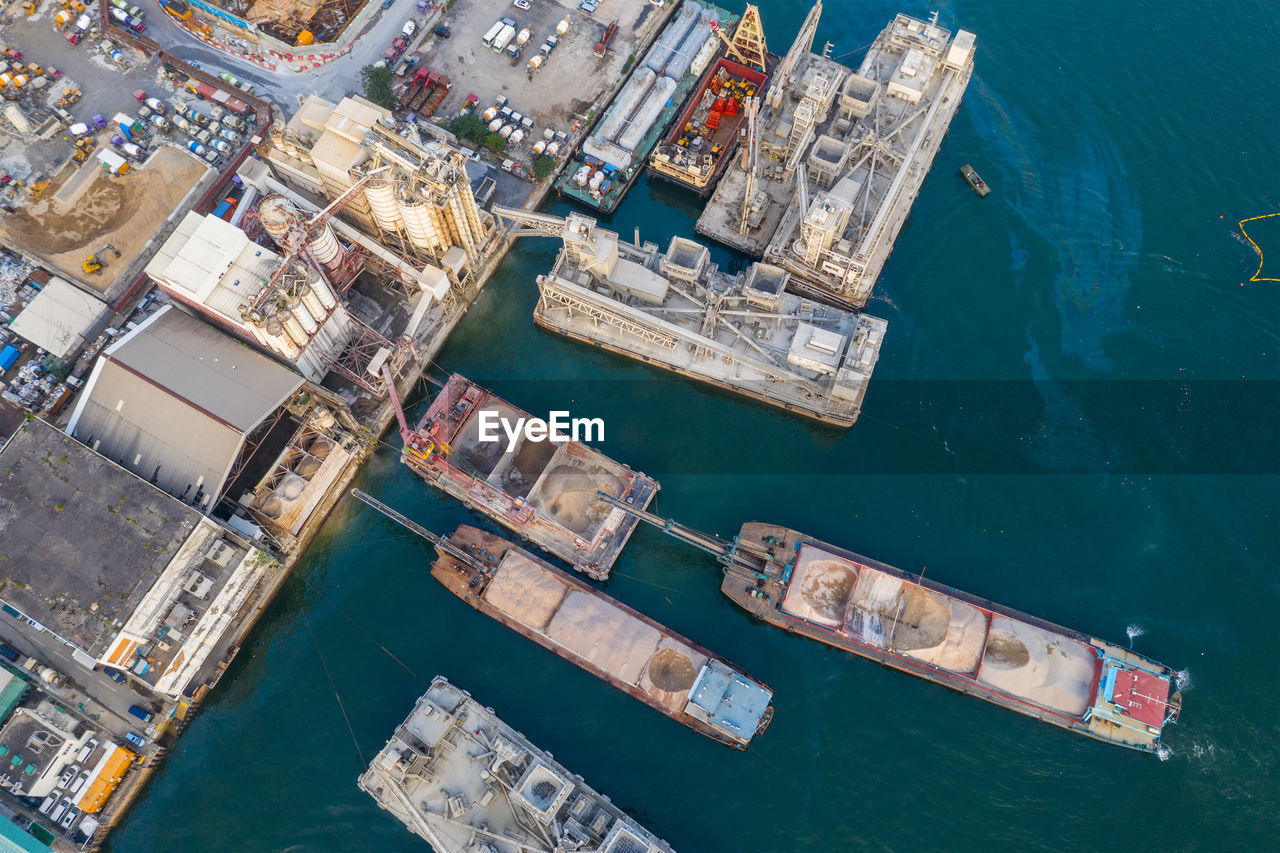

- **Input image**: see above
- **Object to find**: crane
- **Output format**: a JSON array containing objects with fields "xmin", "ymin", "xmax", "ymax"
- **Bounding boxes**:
[{"xmin": 766, "ymin": 0, "xmax": 822, "ymax": 108}]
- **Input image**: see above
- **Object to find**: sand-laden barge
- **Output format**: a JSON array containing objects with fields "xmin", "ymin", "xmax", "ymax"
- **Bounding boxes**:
[
  {"xmin": 697, "ymin": 7, "xmax": 977, "ymax": 309},
  {"xmin": 359, "ymin": 675, "xmax": 676, "ymax": 853},
  {"xmin": 496, "ymin": 207, "xmax": 886, "ymax": 426},
  {"xmin": 387, "ymin": 372, "xmax": 658, "ymax": 579},
  {"xmin": 603, "ymin": 496, "xmax": 1184, "ymax": 754},
  {"xmin": 353, "ymin": 492, "xmax": 775, "ymax": 750}
]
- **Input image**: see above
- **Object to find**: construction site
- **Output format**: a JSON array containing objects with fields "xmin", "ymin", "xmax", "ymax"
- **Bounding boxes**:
[
  {"xmin": 191, "ymin": 0, "xmax": 368, "ymax": 46},
  {"xmin": 696, "ymin": 5, "xmax": 976, "ymax": 308},
  {"xmin": 0, "ymin": 146, "xmax": 209, "ymax": 300}
]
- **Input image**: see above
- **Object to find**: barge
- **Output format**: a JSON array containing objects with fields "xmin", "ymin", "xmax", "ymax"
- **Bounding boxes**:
[
  {"xmin": 556, "ymin": 0, "xmax": 737, "ymax": 214},
  {"xmin": 523, "ymin": 209, "xmax": 886, "ymax": 427},
  {"xmin": 697, "ymin": 7, "xmax": 977, "ymax": 309},
  {"xmin": 353, "ymin": 491, "xmax": 775, "ymax": 750},
  {"xmin": 387, "ymin": 372, "xmax": 658, "ymax": 579},
  {"xmin": 602, "ymin": 496, "xmax": 1183, "ymax": 754},
  {"xmin": 648, "ymin": 8, "xmax": 772, "ymax": 196},
  {"xmin": 359, "ymin": 675, "xmax": 675, "ymax": 853}
]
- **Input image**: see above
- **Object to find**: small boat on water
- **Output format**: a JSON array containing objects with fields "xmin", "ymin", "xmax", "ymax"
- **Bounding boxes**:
[{"xmin": 961, "ymin": 163, "xmax": 991, "ymax": 196}]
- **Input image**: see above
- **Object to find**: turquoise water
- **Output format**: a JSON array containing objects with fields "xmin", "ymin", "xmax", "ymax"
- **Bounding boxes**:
[{"xmin": 107, "ymin": 1, "xmax": 1278, "ymax": 850}]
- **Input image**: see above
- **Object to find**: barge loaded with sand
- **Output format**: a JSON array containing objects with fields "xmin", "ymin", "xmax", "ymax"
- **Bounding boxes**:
[
  {"xmin": 353, "ymin": 491, "xmax": 775, "ymax": 750},
  {"xmin": 602, "ymin": 496, "xmax": 1183, "ymax": 754},
  {"xmin": 494, "ymin": 207, "xmax": 886, "ymax": 427},
  {"xmin": 556, "ymin": 0, "xmax": 737, "ymax": 213},
  {"xmin": 697, "ymin": 6, "xmax": 977, "ymax": 309},
  {"xmin": 359, "ymin": 675, "xmax": 675, "ymax": 853},
  {"xmin": 387, "ymin": 372, "xmax": 657, "ymax": 580}
]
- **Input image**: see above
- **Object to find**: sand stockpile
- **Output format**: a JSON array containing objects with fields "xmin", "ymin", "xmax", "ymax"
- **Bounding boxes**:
[
  {"xmin": 977, "ymin": 616, "xmax": 1097, "ymax": 715},
  {"xmin": 529, "ymin": 462, "xmax": 626, "ymax": 540},
  {"xmin": 898, "ymin": 591, "xmax": 990, "ymax": 674},
  {"xmin": 0, "ymin": 146, "xmax": 208, "ymax": 295},
  {"xmin": 639, "ymin": 636, "xmax": 710, "ymax": 712},
  {"xmin": 483, "ymin": 552, "xmax": 569, "ymax": 631},
  {"xmin": 545, "ymin": 590, "xmax": 660, "ymax": 684},
  {"xmin": 782, "ymin": 556, "xmax": 859, "ymax": 627}
]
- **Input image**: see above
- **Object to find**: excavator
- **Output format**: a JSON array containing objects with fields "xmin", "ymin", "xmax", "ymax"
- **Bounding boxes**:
[{"xmin": 81, "ymin": 244, "xmax": 120, "ymax": 274}]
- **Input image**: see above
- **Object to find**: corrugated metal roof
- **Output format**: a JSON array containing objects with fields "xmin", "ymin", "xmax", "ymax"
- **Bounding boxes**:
[
  {"xmin": 68, "ymin": 305, "xmax": 303, "ymax": 500},
  {"xmin": 8, "ymin": 277, "xmax": 108, "ymax": 359}
]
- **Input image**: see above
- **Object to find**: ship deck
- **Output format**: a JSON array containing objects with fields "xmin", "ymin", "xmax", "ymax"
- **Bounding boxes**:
[
  {"xmin": 432, "ymin": 526, "xmax": 770, "ymax": 748},
  {"xmin": 358, "ymin": 676, "xmax": 675, "ymax": 853},
  {"xmin": 406, "ymin": 374, "xmax": 658, "ymax": 578},
  {"xmin": 648, "ymin": 57, "xmax": 769, "ymax": 196},
  {"xmin": 556, "ymin": 2, "xmax": 739, "ymax": 214},
  {"xmin": 722, "ymin": 523, "xmax": 1178, "ymax": 752}
]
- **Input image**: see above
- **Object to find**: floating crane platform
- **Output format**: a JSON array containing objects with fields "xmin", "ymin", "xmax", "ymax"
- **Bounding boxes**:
[
  {"xmin": 385, "ymin": 370, "xmax": 658, "ymax": 579},
  {"xmin": 359, "ymin": 674, "xmax": 676, "ymax": 853},
  {"xmin": 556, "ymin": 0, "xmax": 738, "ymax": 214},
  {"xmin": 353, "ymin": 491, "xmax": 775, "ymax": 750},
  {"xmin": 516, "ymin": 208, "xmax": 887, "ymax": 427},
  {"xmin": 697, "ymin": 8, "xmax": 977, "ymax": 310},
  {"xmin": 599, "ymin": 494, "xmax": 1184, "ymax": 755}
]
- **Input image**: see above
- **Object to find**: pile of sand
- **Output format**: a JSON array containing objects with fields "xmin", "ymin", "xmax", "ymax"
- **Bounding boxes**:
[
  {"xmin": 977, "ymin": 617, "xmax": 1096, "ymax": 715},
  {"xmin": 545, "ymin": 590, "xmax": 660, "ymax": 684},
  {"xmin": 532, "ymin": 464, "xmax": 626, "ymax": 540},
  {"xmin": 782, "ymin": 558, "xmax": 859, "ymax": 626},
  {"xmin": 483, "ymin": 552, "xmax": 568, "ymax": 631}
]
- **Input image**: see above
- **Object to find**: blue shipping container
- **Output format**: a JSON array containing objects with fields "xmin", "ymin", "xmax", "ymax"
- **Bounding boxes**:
[{"xmin": 0, "ymin": 345, "xmax": 20, "ymax": 371}]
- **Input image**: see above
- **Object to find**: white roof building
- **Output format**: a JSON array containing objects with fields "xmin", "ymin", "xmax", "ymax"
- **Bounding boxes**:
[{"xmin": 8, "ymin": 277, "xmax": 109, "ymax": 360}]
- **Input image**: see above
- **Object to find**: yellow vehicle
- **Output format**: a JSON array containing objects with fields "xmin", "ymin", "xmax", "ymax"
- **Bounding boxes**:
[{"xmin": 81, "ymin": 244, "xmax": 119, "ymax": 275}]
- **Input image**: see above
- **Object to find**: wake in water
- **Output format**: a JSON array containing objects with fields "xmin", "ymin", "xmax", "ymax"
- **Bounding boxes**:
[
  {"xmin": 1174, "ymin": 669, "xmax": 1193, "ymax": 692},
  {"xmin": 1126, "ymin": 623, "xmax": 1145, "ymax": 648}
]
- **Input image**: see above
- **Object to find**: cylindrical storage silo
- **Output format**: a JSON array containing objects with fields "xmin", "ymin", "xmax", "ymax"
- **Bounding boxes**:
[
  {"xmin": 300, "ymin": 287, "xmax": 328, "ymax": 323},
  {"xmin": 364, "ymin": 179, "xmax": 404, "ymax": 234},
  {"xmin": 309, "ymin": 223, "xmax": 345, "ymax": 268},
  {"xmin": 257, "ymin": 194, "xmax": 301, "ymax": 249},
  {"xmin": 310, "ymin": 279, "xmax": 337, "ymax": 311},
  {"xmin": 398, "ymin": 197, "xmax": 434, "ymax": 255},
  {"xmin": 279, "ymin": 311, "xmax": 309, "ymax": 347},
  {"xmin": 266, "ymin": 320, "xmax": 301, "ymax": 358},
  {"xmin": 289, "ymin": 298, "xmax": 318, "ymax": 334}
]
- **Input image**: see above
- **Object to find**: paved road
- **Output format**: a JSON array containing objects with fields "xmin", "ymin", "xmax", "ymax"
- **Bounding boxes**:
[
  {"xmin": 0, "ymin": 619, "xmax": 159, "ymax": 749},
  {"xmin": 138, "ymin": 0, "xmax": 443, "ymax": 107}
]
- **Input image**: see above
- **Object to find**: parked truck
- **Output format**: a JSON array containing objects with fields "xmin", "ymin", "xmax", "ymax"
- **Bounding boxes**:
[
  {"xmin": 185, "ymin": 80, "xmax": 250, "ymax": 115},
  {"xmin": 505, "ymin": 27, "xmax": 531, "ymax": 59},
  {"xmin": 415, "ymin": 72, "xmax": 451, "ymax": 119},
  {"xmin": 491, "ymin": 22, "xmax": 516, "ymax": 53}
]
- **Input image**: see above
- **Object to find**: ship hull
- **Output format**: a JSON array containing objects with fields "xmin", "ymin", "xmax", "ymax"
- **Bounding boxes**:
[
  {"xmin": 723, "ymin": 523, "xmax": 1180, "ymax": 753},
  {"xmin": 532, "ymin": 313, "xmax": 858, "ymax": 428},
  {"xmin": 432, "ymin": 526, "xmax": 770, "ymax": 749}
]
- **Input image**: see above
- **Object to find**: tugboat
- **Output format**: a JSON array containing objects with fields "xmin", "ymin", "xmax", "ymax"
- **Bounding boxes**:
[{"xmin": 960, "ymin": 163, "xmax": 991, "ymax": 197}]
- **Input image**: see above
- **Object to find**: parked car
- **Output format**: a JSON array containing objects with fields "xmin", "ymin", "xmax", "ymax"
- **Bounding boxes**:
[
  {"xmin": 76, "ymin": 739, "xmax": 98, "ymax": 763},
  {"xmin": 60, "ymin": 807, "xmax": 80, "ymax": 829},
  {"xmin": 127, "ymin": 704, "xmax": 154, "ymax": 723},
  {"xmin": 124, "ymin": 731, "xmax": 147, "ymax": 748},
  {"xmin": 513, "ymin": 0, "xmax": 530, "ymax": 8},
  {"xmin": 432, "ymin": 23, "xmax": 450, "ymax": 37},
  {"xmin": 49, "ymin": 800, "xmax": 69, "ymax": 823},
  {"xmin": 0, "ymin": 645, "xmax": 18, "ymax": 662},
  {"xmin": 105, "ymin": 668, "xmax": 126, "ymax": 684},
  {"xmin": 380, "ymin": 0, "xmax": 392, "ymax": 7}
]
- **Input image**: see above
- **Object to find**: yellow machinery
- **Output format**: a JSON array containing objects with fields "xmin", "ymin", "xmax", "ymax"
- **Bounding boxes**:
[
  {"xmin": 22, "ymin": 2, "xmax": 37, "ymax": 14},
  {"xmin": 71, "ymin": 137, "xmax": 94, "ymax": 163},
  {"xmin": 81, "ymin": 244, "xmax": 119, "ymax": 275}
]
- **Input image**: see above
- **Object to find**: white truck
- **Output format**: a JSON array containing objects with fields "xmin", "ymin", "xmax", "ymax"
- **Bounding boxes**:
[{"xmin": 491, "ymin": 20, "xmax": 517, "ymax": 53}]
